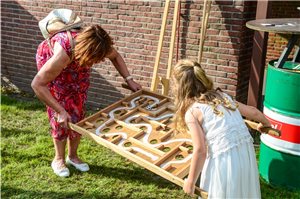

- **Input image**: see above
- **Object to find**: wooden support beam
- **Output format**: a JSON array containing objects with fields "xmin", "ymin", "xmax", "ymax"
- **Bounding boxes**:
[
  {"xmin": 164, "ymin": 0, "xmax": 180, "ymax": 96},
  {"xmin": 151, "ymin": 0, "xmax": 170, "ymax": 92},
  {"xmin": 247, "ymin": 0, "xmax": 272, "ymax": 108},
  {"xmin": 198, "ymin": 0, "xmax": 212, "ymax": 63}
]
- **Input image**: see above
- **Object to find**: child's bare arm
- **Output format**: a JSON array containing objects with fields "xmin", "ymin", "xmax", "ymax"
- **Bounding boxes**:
[
  {"xmin": 237, "ymin": 102, "xmax": 271, "ymax": 129},
  {"xmin": 183, "ymin": 108, "xmax": 207, "ymax": 196}
]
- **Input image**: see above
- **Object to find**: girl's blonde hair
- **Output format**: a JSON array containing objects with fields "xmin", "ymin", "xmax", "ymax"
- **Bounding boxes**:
[
  {"xmin": 74, "ymin": 25, "xmax": 114, "ymax": 66},
  {"xmin": 172, "ymin": 59, "xmax": 238, "ymax": 133}
]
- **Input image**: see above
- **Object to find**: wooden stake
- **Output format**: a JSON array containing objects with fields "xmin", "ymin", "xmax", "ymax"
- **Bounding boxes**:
[
  {"xmin": 163, "ymin": 0, "xmax": 180, "ymax": 95},
  {"xmin": 151, "ymin": 0, "xmax": 170, "ymax": 92},
  {"xmin": 197, "ymin": 0, "xmax": 212, "ymax": 63}
]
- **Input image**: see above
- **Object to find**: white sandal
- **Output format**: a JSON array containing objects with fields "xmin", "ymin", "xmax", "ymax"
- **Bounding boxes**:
[
  {"xmin": 66, "ymin": 156, "xmax": 89, "ymax": 172},
  {"xmin": 51, "ymin": 160, "xmax": 70, "ymax": 177}
]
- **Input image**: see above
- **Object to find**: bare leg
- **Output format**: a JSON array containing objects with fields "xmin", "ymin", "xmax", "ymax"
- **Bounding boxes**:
[
  {"xmin": 53, "ymin": 138, "xmax": 67, "ymax": 167},
  {"xmin": 67, "ymin": 136, "xmax": 83, "ymax": 163}
]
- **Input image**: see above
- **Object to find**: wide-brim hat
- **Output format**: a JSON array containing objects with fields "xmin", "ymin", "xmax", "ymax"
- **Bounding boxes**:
[{"xmin": 39, "ymin": 9, "xmax": 82, "ymax": 39}]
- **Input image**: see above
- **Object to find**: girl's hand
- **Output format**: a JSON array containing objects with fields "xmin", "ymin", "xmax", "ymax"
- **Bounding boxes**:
[
  {"xmin": 126, "ymin": 79, "xmax": 142, "ymax": 92},
  {"xmin": 56, "ymin": 109, "xmax": 71, "ymax": 129},
  {"xmin": 257, "ymin": 122, "xmax": 271, "ymax": 133},
  {"xmin": 183, "ymin": 178, "xmax": 195, "ymax": 196}
]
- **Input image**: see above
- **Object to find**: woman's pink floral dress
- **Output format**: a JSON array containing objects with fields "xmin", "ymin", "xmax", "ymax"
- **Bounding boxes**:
[{"xmin": 36, "ymin": 31, "xmax": 91, "ymax": 141}]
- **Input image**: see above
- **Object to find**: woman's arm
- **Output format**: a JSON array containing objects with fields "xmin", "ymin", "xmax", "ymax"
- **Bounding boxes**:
[
  {"xmin": 31, "ymin": 42, "xmax": 71, "ymax": 128},
  {"xmin": 237, "ymin": 102, "xmax": 271, "ymax": 132},
  {"xmin": 183, "ymin": 107, "xmax": 207, "ymax": 196},
  {"xmin": 106, "ymin": 48, "xmax": 142, "ymax": 91}
]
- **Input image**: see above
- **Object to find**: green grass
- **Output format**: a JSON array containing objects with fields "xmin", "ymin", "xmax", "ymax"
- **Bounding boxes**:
[
  {"xmin": 1, "ymin": 94, "xmax": 192, "ymax": 199},
  {"xmin": 1, "ymin": 93, "xmax": 300, "ymax": 199}
]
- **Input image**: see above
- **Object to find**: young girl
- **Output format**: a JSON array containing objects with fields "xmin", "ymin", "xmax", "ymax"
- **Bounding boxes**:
[{"xmin": 172, "ymin": 60, "xmax": 271, "ymax": 198}]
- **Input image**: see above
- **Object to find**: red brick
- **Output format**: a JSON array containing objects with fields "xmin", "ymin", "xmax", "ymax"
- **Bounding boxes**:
[{"xmin": 2, "ymin": 0, "xmax": 297, "ymax": 108}]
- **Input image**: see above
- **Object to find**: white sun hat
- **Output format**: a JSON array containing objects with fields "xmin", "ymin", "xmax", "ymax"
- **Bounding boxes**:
[{"xmin": 38, "ymin": 8, "xmax": 83, "ymax": 39}]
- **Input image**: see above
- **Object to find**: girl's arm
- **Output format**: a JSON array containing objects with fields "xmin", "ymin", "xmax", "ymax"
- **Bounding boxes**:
[
  {"xmin": 106, "ymin": 48, "xmax": 142, "ymax": 91},
  {"xmin": 183, "ymin": 107, "xmax": 207, "ymax": 196},
  {"xmin": 237, "ymin": 102, "xmax": 271, "ymax": 132},
  {"xmin": 31, "ymin": 42, "xmax": 71, "ymax": 128}
]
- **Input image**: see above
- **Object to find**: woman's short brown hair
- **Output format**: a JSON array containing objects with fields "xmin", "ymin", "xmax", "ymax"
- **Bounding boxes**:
[{"xmin": 74, "ymin": 25, "xmax": 114, "ymax": 66}]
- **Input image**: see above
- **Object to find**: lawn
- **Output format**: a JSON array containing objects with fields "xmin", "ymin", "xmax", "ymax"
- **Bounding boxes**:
[{"xmin": 1, "ymin": 92, "xmax": 300, "ymax": 199}]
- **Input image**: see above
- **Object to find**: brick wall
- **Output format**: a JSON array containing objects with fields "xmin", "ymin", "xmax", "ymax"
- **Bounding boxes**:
[
  {"xmin": 266, "ymin": 1, "xmax": 300, "ymax": 64},
  {"xmin": 2, "ymin": 0, "xmax": 258, "ymax": 109}
]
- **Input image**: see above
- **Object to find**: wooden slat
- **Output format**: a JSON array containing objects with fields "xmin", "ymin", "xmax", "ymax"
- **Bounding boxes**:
[
  {"xmin": 174, "ymin": 163, "xmax": 190, "ymax": 179},
  {"xmin": 114, "ymin": 119, "xmax": 143, "ymax": 134},
  {"xmin": 111, "ymin": 135, "xmax": 123, "ymax": 144},
  {"xmin": 132, "ymin": 130, "xmax": 146, "ymax": 139},
  {"xmin": 140, "ymin": 116, "xmax": 167, "ymax": 130},
  {"xmin": 154, "ymin": 142, "xmax": 183, "ymax": 166},
  {"xmin": 159, "ymin": 130, "xmax": 174, "ymax": 142},
  {"xmin": 179, "ymin": 145, "xmax": 190, "ymax": 153},
  {"xmin": 84, "ymin": 121, "xmax": 95, "ymax": 128},
  {"xmin": 128, "ymin": 137, "xmax": 165, "ymax": 156}
]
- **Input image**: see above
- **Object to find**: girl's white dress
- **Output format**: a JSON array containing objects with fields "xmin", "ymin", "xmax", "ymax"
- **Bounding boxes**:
[{"xmin": 191, "ymin": 95, "xmax": 261, "ymax": 199}]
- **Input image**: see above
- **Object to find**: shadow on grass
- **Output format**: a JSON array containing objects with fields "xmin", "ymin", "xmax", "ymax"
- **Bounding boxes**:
[
  {"xmin": 260, "ymin": 178, "xmax": 300, "ymax": 198},
  {"xmin": 79, "ymin": 163, "xmax": 179, "ymax": 190},
  {"xmin": 1, "ymin": 94, "xmax": 45, "ymax": 111},
  {"xmin": 1, "ymin": 126, "xmax": 48, "ymax": 138},
  {"xmin": 1, "ymin": 185, "xmax": 113, "ymax": 199}
]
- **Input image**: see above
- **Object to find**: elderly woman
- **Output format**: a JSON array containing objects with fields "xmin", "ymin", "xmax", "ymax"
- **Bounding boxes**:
[{"xmin": 31, "ymin": 25, "xmax": 141, "ymax": 177}]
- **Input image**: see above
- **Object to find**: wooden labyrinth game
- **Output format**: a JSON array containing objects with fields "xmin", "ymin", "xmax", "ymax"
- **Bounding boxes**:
[{"xmin": 69, "ymin": 89, "xmax": 208, "ymax": 198}]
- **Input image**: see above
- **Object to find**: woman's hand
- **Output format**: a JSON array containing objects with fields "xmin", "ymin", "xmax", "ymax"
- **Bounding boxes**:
[
  {"xmin": 56, "ymin": 109, "xmax": 72, "ymax": 129},
  {"xmin": 126, "ymin": 79, "xmax": 142, "ymax": 92},
  {"xmin": 183, "ymin": 178, "xmax": 195, "ymax": 196}
]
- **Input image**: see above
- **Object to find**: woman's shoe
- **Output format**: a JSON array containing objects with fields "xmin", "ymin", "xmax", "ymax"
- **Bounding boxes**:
[
  {"xmin": 51, "ymin": 160, "xmax": 70, "ymax": 177},
  {"xmin": 66, "ymin": 156, "xmax": 90, "ymax": 172}
]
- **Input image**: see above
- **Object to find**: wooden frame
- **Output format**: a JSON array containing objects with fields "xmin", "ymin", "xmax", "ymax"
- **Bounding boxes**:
[
  {"xmin": 151, "ymin": 0, "xmax": 212, "ymax": 95},
  {"xmin": 69, "ymin": 89, "xmax": 279, "ymax": 198},
  {"xmin": 151, "ymin": 0, "xmax": 180, "ymax": 96},
  {"xmin": 69, "ymin": 89, "xmax": 208, "ymax": 198}
]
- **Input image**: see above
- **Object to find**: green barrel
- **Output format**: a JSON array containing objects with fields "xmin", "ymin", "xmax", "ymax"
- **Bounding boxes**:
[
  {"xmin": 264, "ymin": 60, "xmax": 300, "ymax": 118},
  {"xmin": 260, "ymin": 60, "xmax": 300, "ymax": 190},
  {"xmin": 259, "ymin": 136, "xmax": 300, "ymax": 189}
]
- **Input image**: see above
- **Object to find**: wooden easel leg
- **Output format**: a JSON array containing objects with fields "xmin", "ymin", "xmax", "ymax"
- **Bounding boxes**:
[
  {"xmin": 151, "ymin": 0, "xmax": 170, "ymax": 92},
  {"xmin": 198, "ymin": 0, "xmax": 212, "ymax": 63},
  {"xmin": 164, "ymin": 0, "xmax": 180, "ymax": 96}
]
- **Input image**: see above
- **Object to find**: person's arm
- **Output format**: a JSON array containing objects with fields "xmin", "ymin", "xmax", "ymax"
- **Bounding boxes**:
[
  {"xmin": 237, "ymin": 102, "xmax": 272, "ymax": 132},
  {"xmin": 31, "ymin": 42, "xmax": 71, "ymax": 128},
  {"xmin": 183, "ymin": 107, "xmax": 207, "ymax": 196},
  {"xmin": 106, "ymin": 48, "xmax": 142, "ymax": 92}
]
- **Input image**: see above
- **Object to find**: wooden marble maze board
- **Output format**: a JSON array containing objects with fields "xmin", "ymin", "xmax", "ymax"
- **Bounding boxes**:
[{"xmin": 69, "ymin": 89, "xmax": 208, "ymax": 198}]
